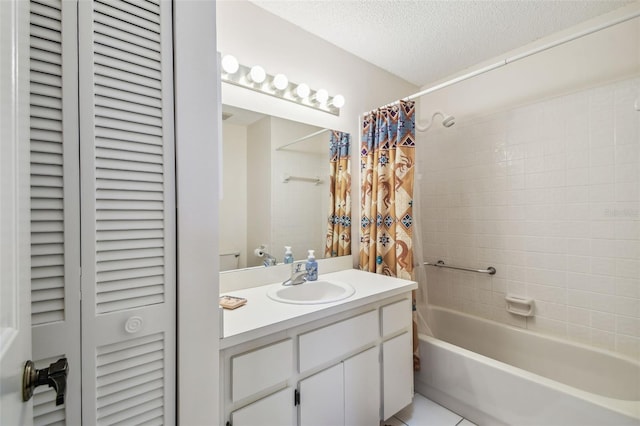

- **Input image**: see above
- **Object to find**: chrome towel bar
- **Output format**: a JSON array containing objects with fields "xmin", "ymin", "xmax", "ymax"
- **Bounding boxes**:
[{"xmin": 423, "ymin": 260, "xmax": 496, "ymax": 275}]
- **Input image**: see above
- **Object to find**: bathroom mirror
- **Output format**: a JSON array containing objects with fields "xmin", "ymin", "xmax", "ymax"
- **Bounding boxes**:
[{"xmin": 219, "ymin": 104, "xmax": 351, "ymax": 271}]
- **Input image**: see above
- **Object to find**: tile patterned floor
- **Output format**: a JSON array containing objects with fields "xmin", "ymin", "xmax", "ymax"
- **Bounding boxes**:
[{"xmin": 383, "ymin": 393, "xmax": 478, "ymax": 426}]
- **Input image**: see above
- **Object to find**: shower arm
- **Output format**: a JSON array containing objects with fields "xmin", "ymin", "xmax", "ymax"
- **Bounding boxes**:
[{"xmin": 416, "ymin": 111, "xmax": 454, "ymax": 132}]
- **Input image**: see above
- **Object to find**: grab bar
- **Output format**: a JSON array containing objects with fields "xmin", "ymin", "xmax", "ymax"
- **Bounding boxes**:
[
  {"xmin": 423, "ymin": 260, "xmax": 496, "ymax": 275},
  {"xmin": 282, "ymin": 174, "xmax": 323, "ymax": 185}
]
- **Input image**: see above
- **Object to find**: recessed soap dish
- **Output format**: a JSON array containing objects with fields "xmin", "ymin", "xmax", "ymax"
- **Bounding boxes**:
[{"xmin": 505, "ymin": 294, "xmax": 534, "ymax": 317}]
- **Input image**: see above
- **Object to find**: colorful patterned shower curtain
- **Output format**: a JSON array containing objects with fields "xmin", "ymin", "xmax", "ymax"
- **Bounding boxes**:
[
  {"xmin": 325, "ymin": 131, "xmax": 351, "ymax": 258},
  {"xmin": 360, "ymin": 100, "xmax": 420, "ymax": 370}
]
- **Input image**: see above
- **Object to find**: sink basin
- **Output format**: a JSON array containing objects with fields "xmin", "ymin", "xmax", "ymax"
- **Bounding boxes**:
[{"xmin": 267, "ymin": 280, "xmax": 355, "ymax": 304}]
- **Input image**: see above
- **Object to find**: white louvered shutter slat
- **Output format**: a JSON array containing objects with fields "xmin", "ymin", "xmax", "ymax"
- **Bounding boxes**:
[
  {"xmin": 79, "ymin": 0, "xmax": 175, "ymax": 423},
  {"xmin": 29, "ymin": 0, "xmax": 81, "ymax": 425},
  {"xmin": 29, "ymin": 0, "xmax": 63, "ymax": 330}
]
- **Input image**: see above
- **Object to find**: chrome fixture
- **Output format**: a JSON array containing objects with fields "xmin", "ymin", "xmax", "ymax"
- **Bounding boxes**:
[
  {"xmin": 254, "ymin": 245, "xmax": 277, "ymax": 267},
  {"xmin": 423, "ymin": 260, "xmax": 496, "ymax": 275},
  {"xmin": 220, "ymin": 54, "xmax": 345, "ymax": 116},
  {"xmin": 262, "ymin": 252, "xmax": 277, "ymax": 267},
  {"xmin": 416, "ymin": 111, "xmax": 456, "ymax": 132},
  {"xmin": 282, "ymin": 263, "xmax": 308, "ymax": 286}
]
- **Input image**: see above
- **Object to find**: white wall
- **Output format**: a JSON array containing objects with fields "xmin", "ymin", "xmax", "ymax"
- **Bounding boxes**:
[
  {"xmin": 246, "ymin": 117, "xmax": 272, "ymax": 267},
  {"xmin": 217, "ymin": 1, "xmax": 418, "ymax": 268},
  {"xmin": 418, "ymin": 3, "xmax": 640, "ymax": 123},
  {"xmin": 270, "ymin": 117, "xmax": 328, "ymax": 262},
  {"xmin": 417, "ymin": 4, "xmax": 640, "ymax": 358},
  {"xmin": 220, "ymin": 122, "xmax": 248, "ymax": 269},
  {"xmin": 173, "ymin": 0, "xmax": 220, "ymax": 423},
  {"xmin": 217, "ymin": 0, "xmax": 417, "ymax": 135}
]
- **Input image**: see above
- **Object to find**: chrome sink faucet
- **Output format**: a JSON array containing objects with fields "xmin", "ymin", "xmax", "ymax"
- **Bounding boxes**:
[
  {"xmin": 262, "ymin": 252, "xmax": 277, "ymax": 267},
  {"xmin": 282, "ymin": 263, "xmax": 307, "ymax": 286}
]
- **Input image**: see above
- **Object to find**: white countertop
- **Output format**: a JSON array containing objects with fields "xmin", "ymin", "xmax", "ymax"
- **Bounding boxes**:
[{"xmin": 220, "ymin": 268, "xmax": 417, "ymax": 349}]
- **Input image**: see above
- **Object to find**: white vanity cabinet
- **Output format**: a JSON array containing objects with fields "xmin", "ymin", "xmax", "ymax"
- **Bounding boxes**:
[
  {"xmin": 344, "ymin": 346, "xmax": 381, "ymax": 425},
  {"xmin": 297, "ymin": 346, "xmax": 380, "ymax": 426},
  {"xmin": 380, "ymin": 298, "xmax": 414, "ymax": 419},
  {"xmin": 231, "ymin": 387, "xmax": 294, "ymax": 426},
  {"xmin": 298, "ymin": 363, "xmax": 344, "ymax": 425},
  {"xmin": 221, "ymin": 293, "xmax": 414, "ymax": 426}
]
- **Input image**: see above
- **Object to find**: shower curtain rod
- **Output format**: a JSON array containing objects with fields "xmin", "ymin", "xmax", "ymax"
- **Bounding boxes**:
[
  {"xmin": 370, "ymin": 8, "xmax": 640, "ymax": 112},
  {"xmin": 276, "ymin": 128, "xmax": 329, "ymax": 151}
]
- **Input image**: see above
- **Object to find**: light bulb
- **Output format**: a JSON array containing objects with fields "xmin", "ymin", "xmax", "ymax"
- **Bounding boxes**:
[
  {"xmin": 248, "ymin": 65, "xmax": 266, "ymax": 84},
  {"xmin": 315, "ymin": 89, "xmax": 329, "ymax": 104},
  {"xmin": 221, "ymin": 55, "xmax": 239, "ymax": 75},
  {"xmin": 296, "ymin": 83, "xmax": 310, "ymax": 99},
  {"xmin": 331, "ymin": 94, "xmax": 345, "ymax": 108},
  {"xmin": 272, "ymin": 73, "xmax": 289, "ymax": 91}
]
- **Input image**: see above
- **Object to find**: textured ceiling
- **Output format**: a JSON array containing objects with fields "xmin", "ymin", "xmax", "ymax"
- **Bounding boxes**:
[{"xmin": 250, "ymin": 0, "xmax": 635, "ymax": 86}]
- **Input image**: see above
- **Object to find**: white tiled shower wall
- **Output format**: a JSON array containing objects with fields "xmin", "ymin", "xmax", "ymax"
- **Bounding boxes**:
[{"xmin": 418, "ymin": 76, "xmax": 640, "ymax": 358}]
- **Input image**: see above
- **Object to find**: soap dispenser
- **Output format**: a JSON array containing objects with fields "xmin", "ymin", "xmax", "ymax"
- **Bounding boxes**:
[
  {"xmin": 305, "ymin": 250, "xmax": 318, "ymax": 281},
  {"xmin": 284, "ymin": 246, "xmax": 294, "ymax": 264}
]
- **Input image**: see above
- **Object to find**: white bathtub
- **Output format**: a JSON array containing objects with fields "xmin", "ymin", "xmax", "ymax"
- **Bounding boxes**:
[{"xmin": 415, "ymin": 306, "xmax": 640, "ymax": 425}]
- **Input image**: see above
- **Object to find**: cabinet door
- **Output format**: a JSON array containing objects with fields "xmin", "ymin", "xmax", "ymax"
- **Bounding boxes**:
[
  {"xmin": 231, "ymin": 387, "xmax": 294, "ymax": 426},
  {"xmin": 382, "ymin": 332, "xmax": 413, "ymax": 420},
  {"xmin": 299, "ymin": 363, "xmax": 344, "ymax": 426},
  {"xmin": 344, "ymin": 347, "xmax": 380, "ymax": 426}
]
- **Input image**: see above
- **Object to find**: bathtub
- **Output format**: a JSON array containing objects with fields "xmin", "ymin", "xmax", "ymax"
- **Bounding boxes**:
[{"xmin": 415, "ymin": 306, "xmax": 640, "ymax": 425}]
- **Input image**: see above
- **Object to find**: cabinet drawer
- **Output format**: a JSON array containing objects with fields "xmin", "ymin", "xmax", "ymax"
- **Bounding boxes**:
[
  {"xmin": 299, "ymin": 310, "xmax": 378, "ymax": 373},
  {"xmin": 381, "ymin": 298, "xmax": 412, "ymax": 337},
  {"xmin": 232, "ymin": 339, "xmax": 292, "ymax": 402}
]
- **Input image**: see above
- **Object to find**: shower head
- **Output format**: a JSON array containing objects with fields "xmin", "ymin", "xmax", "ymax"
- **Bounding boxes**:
[
  {"xmin": 442, "ymin": 114, "xmax": 455, "ymax": 128},
  {"xmin": 416, "ymin": 111, "xmax": 456, "ymax": 132}
]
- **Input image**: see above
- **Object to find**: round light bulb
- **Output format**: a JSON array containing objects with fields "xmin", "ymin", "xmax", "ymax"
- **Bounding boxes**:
[
  {"xmin": 221, "ymin": 55, "xmax": 239, "ymax": 75},
  {"xmin": 315, "ymin": 89, "xmax": 329, "ymax": 104},
  {"xmin": 332, "ymin": 94, "xmax": 345, "ymax": 108},
  {"xmin": 296, "ymin": 83, "xmax": 310, "ymax": 99},
  {"xmin": 272, "ymin": 73, "xmax": 289, "ymax": 91},
  {"xmin": 249, "ymin": 65, "xmax": 266, "ymax": 84}
]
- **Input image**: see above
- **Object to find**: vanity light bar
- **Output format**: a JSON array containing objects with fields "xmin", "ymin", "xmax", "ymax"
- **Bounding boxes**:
[{"xmin": 220, "ymin": 55, "xmax": 344, "ymax": 116}]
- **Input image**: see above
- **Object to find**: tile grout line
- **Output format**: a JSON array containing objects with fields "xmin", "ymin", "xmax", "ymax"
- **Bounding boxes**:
[{"xmin": 393, "ymin": 415, "xmax": 409, "ymax": 426}]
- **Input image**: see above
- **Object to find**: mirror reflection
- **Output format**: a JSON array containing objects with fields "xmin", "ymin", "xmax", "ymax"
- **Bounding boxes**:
[{"xmin": 219, "ymin": 105, "xmax": 351, "ymax": 271}]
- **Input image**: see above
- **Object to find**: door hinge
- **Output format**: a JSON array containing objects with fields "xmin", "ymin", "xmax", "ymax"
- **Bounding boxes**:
[{"xmin": 294, "ymin": 389, "xmax": 300, "ymax": 406}]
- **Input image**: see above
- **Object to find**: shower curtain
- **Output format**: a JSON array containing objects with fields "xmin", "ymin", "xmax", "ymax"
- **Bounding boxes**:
[
  {"xmin": 359, "ymin": 100, "xmax": 420, "ymax": 370},
  {"xmin": 325, "ymin": 131, "xmax": 351, "ymax": 258}
]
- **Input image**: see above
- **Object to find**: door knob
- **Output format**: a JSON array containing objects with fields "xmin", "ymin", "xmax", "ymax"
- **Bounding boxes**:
[{"xmin": 22, "ymin": 358, "xmax": 68, "ymax": 406}]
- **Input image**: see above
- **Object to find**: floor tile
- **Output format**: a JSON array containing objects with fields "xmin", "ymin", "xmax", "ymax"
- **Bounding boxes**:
[
  {"xmin": 380, "ymin": 416, "xmax": 407, "ymax": 426},
  {"xmin": 395, "ymin": 393, "xmax": 463, "ymax": 426},
  {"xmin": 458, "ymin": 419, "xmax": 477, "ymax": 426}
]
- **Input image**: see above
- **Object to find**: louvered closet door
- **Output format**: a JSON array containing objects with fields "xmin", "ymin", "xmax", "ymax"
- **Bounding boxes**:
[
  {"xmin": 78, "ymin": 1, "xmax": 176, "ymax": 424},
  {"xmin": 29, "ymin": 0, "xmax": 81, "ymax": 424}
]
